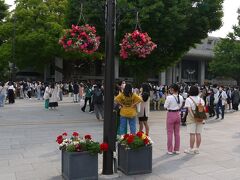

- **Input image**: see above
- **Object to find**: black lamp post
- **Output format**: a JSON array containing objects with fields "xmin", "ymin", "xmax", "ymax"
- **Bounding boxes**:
[{"xmin": 102, "ymin": 0, "xmax": 116, "ymax": 175}]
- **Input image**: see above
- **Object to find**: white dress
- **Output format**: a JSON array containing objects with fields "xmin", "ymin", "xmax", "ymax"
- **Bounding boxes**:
[
  {"xmin": 49, "ymin": 86, "xmax": 60, "ymax": 107},
  {"xmin": 138, "ymin": 98, "xmax": 150, "ymax": 118}
]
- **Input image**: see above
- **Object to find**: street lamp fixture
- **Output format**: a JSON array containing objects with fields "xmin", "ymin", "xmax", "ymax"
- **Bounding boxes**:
[{"xmin": 103, "ymin": 0, "xmax": 116, "ymax": 175}]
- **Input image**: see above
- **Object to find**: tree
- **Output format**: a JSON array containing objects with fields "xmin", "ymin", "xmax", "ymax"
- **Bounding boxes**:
[
  {"xmin": 0, "ymin": 0, "xmax": 8, "ymax": 22},
  {"xmin": 0, "ymin": 0, "xmax": 224, "ymax": 81},
  {"xmin": 64, "ymin": 0, "xmax": 224, "ymax": 81},
  {"xmin": 0, "ymin": 0, "xmax": 9, "ymax": 79},
  {"xmin": 210, "ymin": 16, "xmax": 240, "ymax": 86},
  {"xmin": 0, "ymin": 0, "xmax": 9, "ymax": 46},
  {"xmin": 0, "ymin": 0, "xmax": 68, "ymax": 73}
]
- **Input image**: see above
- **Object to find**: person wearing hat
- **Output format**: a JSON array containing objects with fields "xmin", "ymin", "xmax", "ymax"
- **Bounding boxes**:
[{"xmin": 164, "ymin": 84, "xmax": 184, "ymax": 155}]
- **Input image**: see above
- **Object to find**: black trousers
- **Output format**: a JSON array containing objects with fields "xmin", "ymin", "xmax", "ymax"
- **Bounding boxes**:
[
  {"xmin": 232, "ymin": 103, "xmax": 239, "ymax": 111},
  {"xmin": 8, "ymin": 89, "xmax": 15, "ymax": 104},
  {"xmin": 216, "ymin": 104, "xmax": 225, "ymax": 119},
  {"xmin": 82, "ymin": 97, "xmax": 93, "ymax": 112},
  {"xmin": 209, "ymin": 105, "xmax": 215, "ymax": 116}
]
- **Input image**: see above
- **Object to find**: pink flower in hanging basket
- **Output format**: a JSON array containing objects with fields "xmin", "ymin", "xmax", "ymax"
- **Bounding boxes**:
[
  {"xmin": 59, "ymin": 24, "xmax": 100, "ymax": 54},
  {"xmin": 120, "ymin": 30, "xmax": 157, "ymax": 59}
]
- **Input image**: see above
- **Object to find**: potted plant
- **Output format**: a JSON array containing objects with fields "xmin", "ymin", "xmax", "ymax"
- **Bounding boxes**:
[
  {"xmin": 56, "ymin": 132, "xmax": 108, "ymax": 180},
  {"xmin": 59, "ymin": 24, "xmax": 100, "ymax": 54},
  {"xmin": 120, "ymin": 30, "xmax": 157, "ymax": 59},
  {"xmin": 118, "ymin": 131, "xmax": 153, "ymax": 175}
]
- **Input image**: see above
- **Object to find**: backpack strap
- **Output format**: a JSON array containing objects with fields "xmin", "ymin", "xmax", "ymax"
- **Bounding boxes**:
[
  {"xmin": 189, "ymin": 96, "xmax": 197, "ymax": 107},
  {"xmin": 172, "ymin": 95, "xmax": 181, "ymax": 109}
]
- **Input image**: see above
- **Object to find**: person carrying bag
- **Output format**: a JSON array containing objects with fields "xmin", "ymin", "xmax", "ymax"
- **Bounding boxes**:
[
  {"xmin": 189, "ymin": 97, "xmax": 207, "ymax": 123},
  {"xmin": 43, "ymin": 85, "xmax": 50, "ymax": 109},
  {"xmin": 184, "ymin": 85, "xmax": 206, "ymax": 155}
]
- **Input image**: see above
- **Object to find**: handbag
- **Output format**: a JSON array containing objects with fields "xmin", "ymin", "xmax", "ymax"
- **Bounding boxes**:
[{"xmin": 205, "ymin": 106, "xmax": 209, "ymax": 113}]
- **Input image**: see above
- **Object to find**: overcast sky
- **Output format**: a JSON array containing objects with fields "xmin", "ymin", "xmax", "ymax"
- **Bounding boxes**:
[{"xmin": 4, "ymin": 0, "xmax": 240, "ymax": 38}]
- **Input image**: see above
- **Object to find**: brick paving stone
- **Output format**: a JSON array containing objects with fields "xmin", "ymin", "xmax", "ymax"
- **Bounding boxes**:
[
  {"xmin": 0, "ymin": 173, "xmax": 16, "ymax": 180},
  {"xmin": 0, "ymin": 98, "xmax": 239, "ymax": 180}
]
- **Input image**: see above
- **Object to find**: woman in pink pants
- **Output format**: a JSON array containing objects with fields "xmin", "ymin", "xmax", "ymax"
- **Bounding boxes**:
[{"xmin": 164, "ymin": 84, "xmax": 184, "ymax": 155}]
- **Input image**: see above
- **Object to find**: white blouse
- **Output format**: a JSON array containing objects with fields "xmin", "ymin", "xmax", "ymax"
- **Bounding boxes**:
[{"xmin": 164, "ymin": 94, "xmax": 184, "ymax": 110}]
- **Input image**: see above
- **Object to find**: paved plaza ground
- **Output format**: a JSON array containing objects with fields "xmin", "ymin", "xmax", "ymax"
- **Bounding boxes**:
[{"xmin": 0, "ymin": 97, "xmax": 240, "ymax": 180}]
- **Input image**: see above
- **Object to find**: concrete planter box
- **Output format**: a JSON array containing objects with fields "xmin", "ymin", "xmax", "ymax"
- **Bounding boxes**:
[
  {"xmin": 62, "ymin": 151, "xmax": 98, "ymax": 180},
  {"xmin": 118, "ymin": 144, "xmax": 152, "ymax": 175}
]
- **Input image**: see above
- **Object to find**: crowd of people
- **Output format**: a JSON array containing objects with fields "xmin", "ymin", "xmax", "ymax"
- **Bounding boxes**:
[
  {"xmin": 0, "ymin": 80, "xmax": 240, "ymax": 154},
  {"xmin": 114, "ymin": 82, "xmax": 240, "ymax": 155}
]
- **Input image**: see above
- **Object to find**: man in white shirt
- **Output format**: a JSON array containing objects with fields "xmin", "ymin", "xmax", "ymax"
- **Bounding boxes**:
[{"xmin": 216, "ymin": 86, "xmax": 227, "ymax": 120}]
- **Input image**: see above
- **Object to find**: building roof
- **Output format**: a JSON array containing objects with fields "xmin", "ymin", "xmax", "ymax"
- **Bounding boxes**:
[{"xmin": 184, "ymin": 36, "xmax": 220, "ymax": 60}]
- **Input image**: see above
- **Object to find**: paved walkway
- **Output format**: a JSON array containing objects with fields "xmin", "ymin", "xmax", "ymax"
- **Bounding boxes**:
[{"xmin": 0, "ymin": 98, "xmax": 240, "ymax": 180}]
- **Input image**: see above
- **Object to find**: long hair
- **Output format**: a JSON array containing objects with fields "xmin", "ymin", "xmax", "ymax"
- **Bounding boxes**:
[
  {"xmin": 123, "ymin": 83, "xmax": 133, "ymax": 97},
  {"xmin": 50, "ymin": 83, "xmax": 55, "ymax": 89},
  {"xmin": 170, "ymin": 83, "xmax": 180, "ymax": 104},
  {"xmin": 141, "ymin": 83, "xmax": 150, "ymax": 102}
]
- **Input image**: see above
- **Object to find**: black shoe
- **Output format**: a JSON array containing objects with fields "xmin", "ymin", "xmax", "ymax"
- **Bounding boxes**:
[
  {"xmin": 81, "ymin": 108, "xmax": 85, "ymax": 112},
  {"xmin": 215, "ymin": 117, "xmax": 219, "ymax": 120},
  {"xmin": 182, "ymin": 123, "xmax": 186, "ymax": 126},
  {"xmin": 221, "ymin": 118, "xmax": 224, "ymax": 120}
]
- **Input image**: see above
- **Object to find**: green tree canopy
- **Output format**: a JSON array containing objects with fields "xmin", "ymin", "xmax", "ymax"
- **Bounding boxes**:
[
  {"xmin": 210, "ymin": 14, "xmax": 240, "ymax": 86},
  {"xmin": 0, "ymin": 0, "xmax": 9, "ymax": 79},
  {"xmin": 0, "ymin": 0, "xmax": 68, "ymax": 74},
  {"xmin": 0, "ymin": 0, "xmax": 224, "ymax": 81},
  {"xmin": 0, "ymin": 0, "xmax": 8, "ymax": 22},
  {"xmin": 66, "ymin": 0, "xmax": 224, "ymax": 81}
]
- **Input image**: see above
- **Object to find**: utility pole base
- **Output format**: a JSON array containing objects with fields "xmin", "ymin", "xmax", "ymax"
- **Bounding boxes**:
[{"xmin": 99, "ymin": 173, "xmax": 120, "ymax": 179}]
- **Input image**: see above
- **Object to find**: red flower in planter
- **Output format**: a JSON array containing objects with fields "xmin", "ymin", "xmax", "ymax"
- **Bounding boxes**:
[
  {"xmin": 72, "ymin": 132, "xmax": 79, "ymax": 137},
  {"xmin": 62, "ymin": 132, "xmax": 67, "ymax": 136},
  {"xmin": 84, "ymin": 135, "xmax": 92, "ymax": 140},
  {"xmin": 123, "ymin": 134, "xmax": 130, "ymax": 140},
  {"xmin": 127, "ymin": 135, "xmax": 134, "ymax": 144},
  {"xmin": 56, "ymin": 132, "xmax": 107, "ymax": 154},
  {"xmin": 56, "ymin": 135, "xmax": 63, "ymax": 144},
  {"xmin": 100, "ymin": 143, "xmax": 109, "ymax": 152},
  {"xmin": 136, "ymin": 131, "xmax": 143, "ymax": 138},
  {"xmin": 144, "ymin": 137, "xmax": 150, "ymax": 145},
  {"xmin": 75, "ymin": 144, "xmax": 82, "ymax": 152}
]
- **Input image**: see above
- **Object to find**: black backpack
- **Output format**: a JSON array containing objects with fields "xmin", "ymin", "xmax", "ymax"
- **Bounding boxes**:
[{"xmin": 94, "ymin": 89, "xmax": 103, "ymax": 104}]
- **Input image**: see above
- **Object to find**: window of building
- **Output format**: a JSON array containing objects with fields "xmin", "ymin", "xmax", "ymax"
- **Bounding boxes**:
[{"xmin": 207, "ymin": 39, "xmax": 213, "ymax": 45}]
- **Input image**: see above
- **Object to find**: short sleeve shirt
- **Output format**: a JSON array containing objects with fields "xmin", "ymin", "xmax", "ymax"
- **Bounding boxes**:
[
  {"xmin": 115, "ymin": 92, "xmax": 142, "ymax": 118},
  {"xmin": 164, "ymin": 94, "xmax": 184, "ymax": 110},
  {"xmin": 185, "ymin": 96, "xmax": 205, "ymax": 110},
  {"xmin": 185, "ymin": 96, "xmax": 205, "ymax": 124}
]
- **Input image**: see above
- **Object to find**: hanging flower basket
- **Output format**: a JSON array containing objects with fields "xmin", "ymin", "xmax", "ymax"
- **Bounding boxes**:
[
  {"xmin": 59, "ymin": 24, "xmax": 100, "ymax": 54},
  {"xmin": 120, "ymin": 30, "xmax": 157, "ymax": 59}
]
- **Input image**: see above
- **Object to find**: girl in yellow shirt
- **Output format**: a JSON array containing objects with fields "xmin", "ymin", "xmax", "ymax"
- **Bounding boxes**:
[{"xmin": 115, "ymin": 83, "xmax": 142, "ymax": 135}]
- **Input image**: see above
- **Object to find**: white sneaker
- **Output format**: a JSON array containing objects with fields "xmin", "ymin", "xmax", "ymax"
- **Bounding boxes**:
[
  {"xmin": 184, "ymin": 148, "xmax": 195, "ymax": 155},
  {"xmin": 167, "ymin": 151, "xmax": 173, "ymax": 155},
  {"xmin": 194, "ymin": 149, "xmax": 200, "ymax": 154},
  {"xmin": 174, "ymin": 151, "xmax": 180, "ymax": 155}
]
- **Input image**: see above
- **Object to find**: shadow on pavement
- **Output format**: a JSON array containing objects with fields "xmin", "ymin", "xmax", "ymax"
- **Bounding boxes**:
[
  {"xmin": 152, "ymin": 154, "xmax": 194, "ymax": 174},
  {"xmin": 48, "ymin": 176, "xmax": 63, "ymax": 180}
]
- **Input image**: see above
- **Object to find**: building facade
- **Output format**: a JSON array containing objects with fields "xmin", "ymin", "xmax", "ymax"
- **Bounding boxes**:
[
  {"xmin": 160, "ymin": 36, "xmax": 219, "ymax": 85},
  {"xmin": 48, "ymin": 36, "xmax": 236, "ymax": 85}
]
